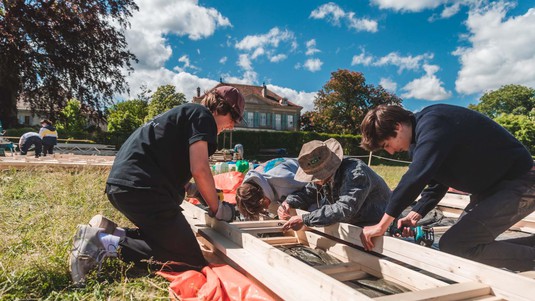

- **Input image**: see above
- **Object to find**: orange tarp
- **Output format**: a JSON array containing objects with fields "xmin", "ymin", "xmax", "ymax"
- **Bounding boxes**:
[{"xmin": 157, "ymin": 263, "xmax": 274, "ymax": 301}]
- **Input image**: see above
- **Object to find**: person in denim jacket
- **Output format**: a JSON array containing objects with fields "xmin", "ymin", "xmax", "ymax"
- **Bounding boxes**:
[{"xmin": 280, "ymin": 138, "xmax": 391, "ymax": 231}]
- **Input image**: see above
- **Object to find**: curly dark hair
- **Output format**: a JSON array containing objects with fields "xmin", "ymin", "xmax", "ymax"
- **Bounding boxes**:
[{"xmin": 235, "ymin": 182, "xmax": 266, "ymax": 220}]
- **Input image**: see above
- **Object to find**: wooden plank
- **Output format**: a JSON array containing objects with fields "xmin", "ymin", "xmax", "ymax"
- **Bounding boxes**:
[
  {"xmin": 315, "ymin": 262, "xmax": 362, "ymax": 274},
  {"xmin": 240, "ymin": 226, "xmax": 284, "ymax": 235},
  {"xmin": 374, "ymin": 282, "xmax": 491, "ymax": 301},
  {"xmin": 181, "ymin": 202, "xmax": 374, "ymax": 301},
  {"xmin": 260, "ymin": 236, "xmax": 298, "ymax": 245},
  {"xmin": 307, "ymin": 221, "xmax": 535, "ymax": 301},
  {"xmin": 303, "ymin": 230, "xmax": 449, "ymax": 291}
]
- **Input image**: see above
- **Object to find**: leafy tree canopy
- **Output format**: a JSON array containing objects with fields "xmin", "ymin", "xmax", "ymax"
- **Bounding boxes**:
[
  {"xmin": 145, "ymin": 85, "xmax": 186, "ymax": 121},
  {"xmin": 494, "ymin": 113, "xmax": 535, "ymax": 154},
  {"xmin": 301, "ymin": 69, "xmax": 402, "ymax": 135},
  {"xmin": 107, "ymin": 99, "xmax": 148, "ymax": 134},
  {"xmin": 56, "ymin": 99, "xmax": 86, "ymax": 133},
  {"xmin": 469, "ymin": 84, "xmax": 535, "ymax": 119},
  {"xmin": 0, "ymin": 0, "xmax": 138, "ymax": 128}
]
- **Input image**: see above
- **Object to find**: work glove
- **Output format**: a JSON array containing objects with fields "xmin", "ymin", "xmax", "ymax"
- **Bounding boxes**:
[{"xmin": 211, "ymin": 201, "xmax": 236, "ymax": 222}]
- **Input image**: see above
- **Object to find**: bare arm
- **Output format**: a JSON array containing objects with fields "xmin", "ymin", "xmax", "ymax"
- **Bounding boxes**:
[{"xmin": 189, "ymin": 140, "xmax": 219, "ymax": 215}]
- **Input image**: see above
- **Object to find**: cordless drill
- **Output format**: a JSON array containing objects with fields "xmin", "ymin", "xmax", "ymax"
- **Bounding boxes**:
[{"xmin": 387, "ymin": 222, "xmax": 435, "ymax": 247}]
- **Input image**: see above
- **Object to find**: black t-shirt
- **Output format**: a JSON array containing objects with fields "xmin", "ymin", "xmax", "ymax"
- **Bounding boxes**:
[{"xmin": 106, "ymin": 103, "xmax": 217, "ymax": 201}]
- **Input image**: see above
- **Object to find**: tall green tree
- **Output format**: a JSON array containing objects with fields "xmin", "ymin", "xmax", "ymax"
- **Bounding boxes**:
[
  {"xmin": 107, "ymin": 99, "xmax": 148, "ymax": 134},
  {"xmin": 494, "ymin": 113, "xmax": 535, "ymax": 154},
  {"xmin": 469, "ymin": 84, "xmax": 535, "ymax": 119},
  {"xmin": 307, "ymin": 69, "xmax": 402, "ymax": 135},
  {"xmin": 145, "ymin": 85, "xmax": 186, "ymax": 121},
  {"xmin": 0, "ymin": 0, "xmax": 138, "ymax": 128},
  {"xmin": 56, "ymin": 99, "xmax": 86, "ymax": 133}
]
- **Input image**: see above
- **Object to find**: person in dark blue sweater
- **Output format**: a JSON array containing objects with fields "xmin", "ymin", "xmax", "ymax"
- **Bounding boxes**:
[{"xmin": 360, "ymin": 104, "xmax": 535, "ymax": 271}]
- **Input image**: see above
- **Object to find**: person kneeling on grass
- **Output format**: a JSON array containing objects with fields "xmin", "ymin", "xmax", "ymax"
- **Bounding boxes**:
[
  {"xmin": 279, "ymin": 138, "xmax": 391, "ymax": 232},
  {"xmin": 18, "ymin": 132, "xmax": 42, "ymax": 158},
  {"xmin": 68, "ymin": 86, "xmax": 245, "ymax": 285},
  {"xmin": 235, "ymin": 158, "xmax": 307, "ymax": 220}
]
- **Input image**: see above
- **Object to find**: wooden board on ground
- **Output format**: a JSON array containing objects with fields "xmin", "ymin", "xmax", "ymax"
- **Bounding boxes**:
[{"xmin": 180, "ymin": 201, "xmax": 520, "ymax": 301}]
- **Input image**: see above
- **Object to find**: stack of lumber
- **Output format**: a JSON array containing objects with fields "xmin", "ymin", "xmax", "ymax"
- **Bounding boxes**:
[
  {"xmin": 0, "ymin": 153, "xmax": 114, "ymax": 169},
  {"xmin": 182, "ymin": 199, "xmax": 535, "ymax": 301}
]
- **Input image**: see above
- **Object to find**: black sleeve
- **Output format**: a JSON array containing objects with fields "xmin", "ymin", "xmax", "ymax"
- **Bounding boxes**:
[
  {"xmin": 385, "ymin": 115, "xmax": 455, "ymax": 218},
  {"xmin": 411, "ymin": 180, "xmax": 449, "ymax": 216},
  {"xmin": 187, "ymin": 107, "xmax": 217, "ymax": 154}
]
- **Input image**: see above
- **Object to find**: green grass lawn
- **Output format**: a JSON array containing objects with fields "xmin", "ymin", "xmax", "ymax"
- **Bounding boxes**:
[{"xmin": 0, "ymin": 165, "xmax": 406, "ymax": 300}]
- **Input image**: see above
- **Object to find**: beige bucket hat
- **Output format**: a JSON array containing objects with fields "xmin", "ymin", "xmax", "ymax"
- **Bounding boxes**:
[{"xmin": 294, "ymin": 138, "xmax": 343, "ymax": 182}]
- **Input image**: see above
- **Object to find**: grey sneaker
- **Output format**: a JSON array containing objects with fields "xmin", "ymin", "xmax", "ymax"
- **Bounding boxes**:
[
  {"xmin": 88, "ymin": 214, "xmax": 118, "ymax": 235},
  {"xmin": 68, "ymin": 224, "xmax": 113, "ymax": 285}
]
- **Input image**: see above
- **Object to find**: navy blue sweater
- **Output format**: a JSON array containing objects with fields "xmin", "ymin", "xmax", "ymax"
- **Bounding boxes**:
[{"xmin": 386, "ymin": 104, "xmax": 533, "ymax": 218}]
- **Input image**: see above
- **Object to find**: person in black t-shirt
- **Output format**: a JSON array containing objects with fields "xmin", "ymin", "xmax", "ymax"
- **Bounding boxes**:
[
  {"xmin": 68, "ymin": 86, "xmax": 245, "ymax": 285},
  {"xmin": 359, "ymin": 104, "xmax": 535, "ymax": 271}
]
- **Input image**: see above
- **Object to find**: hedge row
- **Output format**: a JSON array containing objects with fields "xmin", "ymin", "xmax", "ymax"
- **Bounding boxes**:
[
  {"xmin": 219, "ymin": 130, "xmax": 411, "ymax": 163},
  {"xmin": 5, "ymin": 127, "xmax": 410, "ymax": 164}
]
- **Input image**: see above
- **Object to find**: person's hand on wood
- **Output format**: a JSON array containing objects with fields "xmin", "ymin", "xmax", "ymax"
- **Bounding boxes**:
[
  {"xmin": 277, "ymin": 201, "xmax": 291, "ymax": 220},
  {"xmin": 282, "ymin": 215, "xmax": 304, "ymax": 232}
]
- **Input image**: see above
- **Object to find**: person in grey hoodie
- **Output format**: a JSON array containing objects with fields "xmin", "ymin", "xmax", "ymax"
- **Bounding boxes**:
[
  {"xmin": 281, "ymin": 138, "xmax": 391, "ymax": 231},
  {"xmin": 236, "ymin": 158, "xmax": 307, "ymax": 220}
]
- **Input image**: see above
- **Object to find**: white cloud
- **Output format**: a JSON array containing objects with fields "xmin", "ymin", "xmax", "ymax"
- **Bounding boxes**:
[
  {"xmin": 351, "ymin": 50, "xmax": 373, "ymax": 66},
  {"xmin": 131, "ymin": 0, "xmax": 231, "ymax": 41},
  {"xmin": 454, "ymin": 2, "xmax": 535, "ymax": 94},
  {"xmin": 219, "ymin": 56, "xmax": 227, "ymax": 64},
  {"xmin": 119, "ymin": 68, "xmax": 219, "ymax": 102},
  {"xmin": 305, "ymin": 39, "xmax": 321, "ymax": 56},
  {"xmin": 303, "ymin": 58, "xmax": 323, "ymax": 72},
  {"xmin": 234, "ymin": 27, "xmax": 297, "ymax": 71},
  {"xmin": 310, "ymin": 2, "xmax": 378, "ymax": 33},
  {"xmin": 380, "ymin": 78, "xmax": 398, "ymax": 92},
  {"xmin": 125, "ymin": 0, "xmax": 230, "ymax": 69},
  {"xmin": 267, "ymin": 85, "xmax": 317, "ymax": 112},
  {"xmin": 371, "ymin": 0, "xmax": 446, "ymax": 12},
  {"xmin": 310, "ymin": 2, "xmax": 345, "ymax": 24},
  {"xmin": 235, "ymin": 27, "xmax": 295, "ymax": 51},
  {"xmin": 401, "ymin": 64, "xmax": 452, "ymax": 100},
  {"xmin": 270, "ymin": 54, "xmax": 287, "ymax": 63},
  {"xmin": 238, "ymin": 54, "xmax": 253, "ymax": 71},
  {"xmin": 351, "ymin": 49, "xmax": 433, "ymax": 73},
  {"xmin": 173, "ymin": 55, "xmax": 199, "ymax": 73}
]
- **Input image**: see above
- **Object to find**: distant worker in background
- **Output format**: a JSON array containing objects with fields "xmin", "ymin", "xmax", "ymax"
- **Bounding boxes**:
[
  {"xmin": 18, "ymin": 132, "xmax": 42, "ymax": 158},
  {"xmin": 360, "ymin": 104, "xmax": 535, "ymax": 271},
  {"xmin": 39, "ymin": 119, "xmax": 58, "ymax": 156},
  {"xmin": 68, "ymin": 86, "xmax": 245, "ymax": 285},
  {"xmin": 235, "ymin": 158, "xmax": 307, "ymax": 220},
  {"xmin": 280, "ymin": 138, "xmax": 391, "ymax": 231},
  {"xmin": 234, "ymin": 143, "xmax": 244, "ymax": 160}
]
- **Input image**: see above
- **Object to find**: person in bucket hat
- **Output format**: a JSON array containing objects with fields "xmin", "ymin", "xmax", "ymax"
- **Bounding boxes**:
[{"xmin": 280, "ymin": 138, "xmax": 391, "ymax": 231}]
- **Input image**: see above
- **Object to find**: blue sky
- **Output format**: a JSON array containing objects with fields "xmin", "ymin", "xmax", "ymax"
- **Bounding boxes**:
[{"xmin": 120, "ymin": 0, "xmax": 535, "ymax": 112}]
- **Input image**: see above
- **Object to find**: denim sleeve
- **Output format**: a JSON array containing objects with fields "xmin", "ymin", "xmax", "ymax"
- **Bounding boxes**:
[
  {"xmin": 285, "ymin": 183, "xmax": 318, "ymax": 210},
  {"xmin": 302, "ymin": 166, "xmax": 371, "ymax": 226}
]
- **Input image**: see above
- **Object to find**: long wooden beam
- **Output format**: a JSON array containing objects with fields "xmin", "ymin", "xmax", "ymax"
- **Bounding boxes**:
[
  {"xmin": 181, "ymin": 201, "xmax": 374, "ymax": 300},
  {"xmin": 306, "ymin": 219, "xmax": 535, "ymax": 300}
]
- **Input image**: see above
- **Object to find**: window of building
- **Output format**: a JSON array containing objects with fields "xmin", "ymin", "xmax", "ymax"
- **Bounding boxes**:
[
  {"xmin": 275, "ymin": 114, "xmax": 281, "ymax": 130},
  {"xmin": 247, "ymin": 112, "xmax": 254, "ymax": 127},
  {"xmin": 24, "ymin": 116, "xmax": 30, "ymax": 125},
  {"xmin": 260, "ymin": 113, "xmax": 267, "ymax": 126},
  {"xmin": 287, "ymin": 115, "xmax": 294, "ymax": 129}
]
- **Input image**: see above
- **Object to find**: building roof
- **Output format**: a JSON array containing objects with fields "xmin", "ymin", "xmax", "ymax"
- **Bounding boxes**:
[{"xmin": 193, "ymin": 82, "xmax": 303, "ymax": 110}]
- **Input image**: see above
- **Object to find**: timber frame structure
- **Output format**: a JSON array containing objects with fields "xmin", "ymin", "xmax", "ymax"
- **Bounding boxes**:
[{"xmin": 181, "ymin": 200, "xmax": 535, "ymax": 301}]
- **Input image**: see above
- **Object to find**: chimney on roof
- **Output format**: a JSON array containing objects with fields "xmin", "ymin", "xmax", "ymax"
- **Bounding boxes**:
[
  {"xmin": 262, "ymin": 82, "xmax": 267, "ymax": 98},
  {"xmin": 196, "ymin": 87, "xmax": 201, "ymax": 97},
  {"xmin": 220, "ymin": 77, "xmax": 223, "ymax": 83},
  {"xmin": 279, "ymin": 97, "xmax": 288, "ymax": 106}
]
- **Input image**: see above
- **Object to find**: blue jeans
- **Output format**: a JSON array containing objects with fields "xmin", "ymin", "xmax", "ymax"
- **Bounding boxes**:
[{"xmin": 439, "ymin": 169, "xmax": 535, "ymax": 271}]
